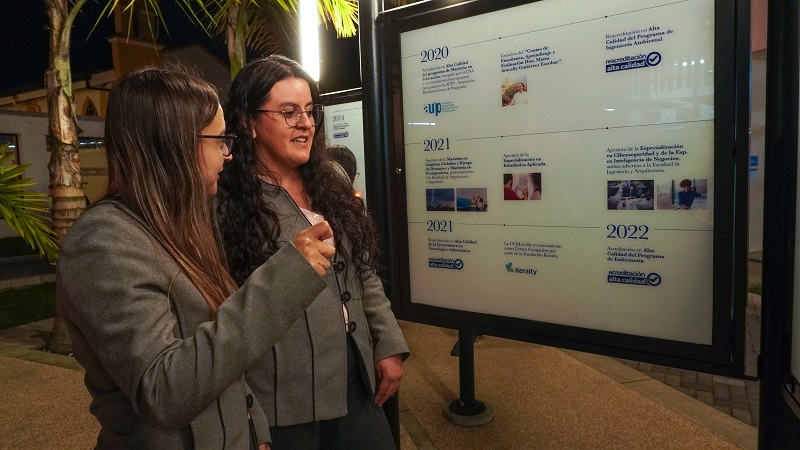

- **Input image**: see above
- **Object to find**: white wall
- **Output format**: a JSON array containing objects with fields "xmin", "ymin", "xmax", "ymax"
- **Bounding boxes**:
[{"xmin": 0, "ymin": 110, "xmax": 105, "ymax": 238}]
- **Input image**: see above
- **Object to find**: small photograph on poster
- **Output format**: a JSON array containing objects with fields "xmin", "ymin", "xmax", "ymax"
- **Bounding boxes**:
[
  {"xmin": 456, "ymin": 188, "xmax": 488, "ymax": 212},
  {"xmin": 607, "ymin": 180, "xmax": 654, "ymax": 210},
  {"xmin": 504, "ymin": 173, "xmax": 542, "ymax": 200},
  {"xmin": 657, "ymin": 178, "xmax": 709, "ymax": 210},
  {"xmin": 501, "ymin": 76, "xmax": 529, "ymax": 107},
  {"xmin": 426, "ymin": 188, "xmax": 455, "ymax": 211}
]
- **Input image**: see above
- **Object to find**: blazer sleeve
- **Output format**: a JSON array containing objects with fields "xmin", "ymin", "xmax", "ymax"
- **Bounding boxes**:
[
  {"xmin": 58, "ymin": 208, "xmax": 326, "ymax": 429},
  {"xmin": 360, "ymin": 271, "xmax": 410, "ymax": 362}
]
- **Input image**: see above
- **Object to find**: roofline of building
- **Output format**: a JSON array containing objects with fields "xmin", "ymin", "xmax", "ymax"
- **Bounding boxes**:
[{"xmin": 0, "ymin": 69, "xmax": 116, "ymax": 107}]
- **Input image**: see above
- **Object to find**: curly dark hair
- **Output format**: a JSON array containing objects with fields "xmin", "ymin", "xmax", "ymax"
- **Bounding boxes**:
[{"xmin": 216, "ymin": 55, "xmax": 379, "ymax": 287}]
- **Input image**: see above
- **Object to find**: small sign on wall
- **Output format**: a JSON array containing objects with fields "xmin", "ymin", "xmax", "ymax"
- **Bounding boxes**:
[
  {"xmin": 0, "ymin": 134, "xmax": 20, "ymax": 166},
  {"xmin": 750, "ymin": 155, "xmax": 759, "ymax": 183}
]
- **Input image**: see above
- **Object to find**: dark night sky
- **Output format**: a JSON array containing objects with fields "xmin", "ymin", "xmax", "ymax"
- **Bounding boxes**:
[{"xmin": 1, "ymin": 0, "xmax": 360, "ymax": 96}]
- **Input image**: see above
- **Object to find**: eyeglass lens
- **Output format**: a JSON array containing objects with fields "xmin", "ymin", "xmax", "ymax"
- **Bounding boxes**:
[
  {"xmin": 286, "ymin": 105, "xmax": 324, "ymax": 127},
  {"xmin": 198, "ymin": 135, "xmax": 234, "ymax": 156},
  {"xmin": 224, "ymin": 136, "xmax": 234, "ymax": 153}
]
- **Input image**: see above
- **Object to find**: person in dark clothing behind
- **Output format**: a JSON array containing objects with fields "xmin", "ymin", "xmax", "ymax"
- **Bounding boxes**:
[{"xmin": 326, "ymin": 144, "xmax": 358, "ymax": 184}]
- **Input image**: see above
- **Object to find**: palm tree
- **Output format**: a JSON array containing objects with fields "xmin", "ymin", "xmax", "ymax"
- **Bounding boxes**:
[
  {"xmin": 45, "ymin": 0, "xmax": 88, "ymax": 246},
  {"xmin": 200, "ymin": 0, "xmax": 358, "ymax": 78},
  {"xmin": 43, "ymin": 0, "xmax": 97, "ymax": 355},
  {"xmin": 0, "ymin": 147, "xmax": 60, "ymax": 262}
]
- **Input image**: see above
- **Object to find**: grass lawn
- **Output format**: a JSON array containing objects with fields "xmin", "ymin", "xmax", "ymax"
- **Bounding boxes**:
[{"xmin": 0, "ymin": 282, "xmax": 56, "ymax": 331}]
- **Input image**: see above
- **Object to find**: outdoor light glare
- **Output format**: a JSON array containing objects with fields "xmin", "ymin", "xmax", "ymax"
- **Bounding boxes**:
[{"xmin": 300, "ymin": 0, "xmax": 320, "ymax": 80}]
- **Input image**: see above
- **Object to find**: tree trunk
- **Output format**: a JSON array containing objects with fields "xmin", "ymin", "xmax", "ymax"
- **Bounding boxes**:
[
  {"xmin": 226, "ymin": 2, "xmax": 247, "ymax": 78},
  {"xmin": 45, "ymin": 0, "xmax": 87, "ymax": 355}
]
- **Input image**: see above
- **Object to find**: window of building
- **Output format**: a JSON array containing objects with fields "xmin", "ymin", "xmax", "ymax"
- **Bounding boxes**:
[
  {"xmin": 82, "ymin": 98, "xmax": 98, "ymax": 116},
  {"xmin": 78, "ymin": 137, "xmax": 108, "ymax": 204},
  {"xmin": 0, "ymin": 134, "xmax": 20, "ymax": 166}
]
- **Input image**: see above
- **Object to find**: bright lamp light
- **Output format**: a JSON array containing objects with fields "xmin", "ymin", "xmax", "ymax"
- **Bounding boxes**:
[{"xmin": 300, "ymin": 0, "xmax": 320, "ymax": 80}]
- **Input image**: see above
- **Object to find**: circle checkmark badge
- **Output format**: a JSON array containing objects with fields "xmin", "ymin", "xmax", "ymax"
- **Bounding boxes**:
[
  {"xmin": 454, "ymin": 259, "xmax": 464, "ymax": 270},
  {"xmin": 646, "ymin": 52, "xmax": 662, "ymax": 67},
  {"xmin": 646, "ymin": 273, "xmax": 662, "ymax": 286}
]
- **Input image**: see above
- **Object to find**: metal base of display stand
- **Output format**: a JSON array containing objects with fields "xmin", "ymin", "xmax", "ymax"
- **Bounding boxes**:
[
  {"xmin": 445, "ymin": 399, "xmax": 494, "ymax": 427},
  {"xmin": 443, "ymin": 330, "xmax": 494, "ymax": 427}
]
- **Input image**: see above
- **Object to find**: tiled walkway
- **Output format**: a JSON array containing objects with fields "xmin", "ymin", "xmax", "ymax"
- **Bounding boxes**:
[{"xmin": 614, "ymin": 256, "xmax": 762, "ymax": 428}]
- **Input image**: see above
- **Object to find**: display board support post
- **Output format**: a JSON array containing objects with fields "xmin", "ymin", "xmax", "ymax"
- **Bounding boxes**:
[
  {"xmin": 445, "ymin": 330, "xmax": 494, "ymax": 426},
  {"xmin": 759, "ymin": 0, "xmax": 800, "ymax": 446},
  {"xmin": 359, "ymin": 0, "xmax": 403, "ymax": 447}
]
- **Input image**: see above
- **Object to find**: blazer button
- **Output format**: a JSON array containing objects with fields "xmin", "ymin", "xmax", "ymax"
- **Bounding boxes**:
[
  {"xmin": 334, "ymin": 261, "xmax": 346, "ymax": 272},
  {"xmin": 348, "ymin": 321, "xmax": 357, "ymax": 333},
  {"xmin": 340, "ymin": 291, "xmax": 351, "ymax": 303}
]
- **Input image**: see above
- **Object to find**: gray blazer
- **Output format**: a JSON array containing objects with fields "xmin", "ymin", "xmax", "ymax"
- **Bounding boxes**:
[
  {"xmin": 57, "ymin": 202, "xmax": 326, "ymax": 449},
  {"xmin": 246, "ymin": 183, "xmax": 410, "ymax": 427}
]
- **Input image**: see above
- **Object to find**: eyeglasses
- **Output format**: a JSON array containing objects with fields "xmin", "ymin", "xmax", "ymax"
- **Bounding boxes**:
[
  {"xmin": 256, "ymin": 104, "xmax": 324, "ymax": 128},
  {"xmin": 198, "ymin": 134, "xmax": 236, "ymax": 157}
]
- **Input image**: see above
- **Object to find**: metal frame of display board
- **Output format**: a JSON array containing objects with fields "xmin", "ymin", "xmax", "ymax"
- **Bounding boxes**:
[
  {"xmin": 320, "ymin": 88, "xmax": 362, "ymax": 106},
  {"xmin": 371, "ymin": 0, "xmax": 751, "ymax": 377},
  {"xmin": 759, "ymin": 0, "xmax": 800, "ymax": 445},
  {"xmin": 320, "ymin": 84, "xmax": 407, "ymax": 447}
]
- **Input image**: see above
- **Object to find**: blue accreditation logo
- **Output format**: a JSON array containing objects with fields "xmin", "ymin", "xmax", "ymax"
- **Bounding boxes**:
[
  {"xmin": 429, "ymin": 258, "xmax": 464, "ymax": 270},
  {"xmin": 605, "ymin": 52, "xmax": 662, "ymax": 73},
  {"xmin": 607, "ymin": 270, "xmax": 662, "ymax": 286},
  {"xmin": 423, "ymin": 101, "xmax": 457, "ymax": 116},
  {"xmin": 424, "ymin": 102, "xmax": 443, "ymax": 116}
]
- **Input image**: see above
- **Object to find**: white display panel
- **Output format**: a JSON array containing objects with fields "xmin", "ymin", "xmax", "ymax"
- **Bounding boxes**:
[
  {"xmin": 399, "ymin": 0, "xmax": 715, "ymax": 344},
  {"xmin": 324, "ymin": 101, "xmax": 368, "ymax": 199}
]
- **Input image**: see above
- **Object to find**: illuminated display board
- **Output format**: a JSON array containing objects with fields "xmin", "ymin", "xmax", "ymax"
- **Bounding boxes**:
[{"xmin": 378, "ymin": 0, "xmax": 749, "ymax": 374}]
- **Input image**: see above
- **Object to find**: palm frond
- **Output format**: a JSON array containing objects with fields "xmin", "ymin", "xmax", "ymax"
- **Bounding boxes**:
[
  {"xmin": 207, "ymin": 0, "xmax": 357, "ymax": 53},
  {"xmin": 245, "ymin": 1, "xmax": 300, "ymax": 55},
  {"xmin": 317, "ymin": 0, "xmax": 358, "ymax": 38},
  {"xmin": 183, "ymin": 0, "xmax": 230, "ymax": 35},
  {"xmin": 0, "ymin": 149, "xmax": 60, "ymax": 262}
]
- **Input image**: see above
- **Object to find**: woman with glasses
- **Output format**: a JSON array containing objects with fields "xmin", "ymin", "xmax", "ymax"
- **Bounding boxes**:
[
  {"xmin": 57, "ymin": 66, "xmax": 336, "ymax": 449},
  {"xmin": 216, "ymin": 55, "xmax": 409, "ymax": 450}
]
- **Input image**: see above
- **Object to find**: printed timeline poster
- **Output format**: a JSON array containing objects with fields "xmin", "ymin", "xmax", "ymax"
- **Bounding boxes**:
[
  {"xmin": 399, "ymin": 0, "xmax": 715, "ymax": 344},
  {"xmin": 324, "ymin": 101, "xmax": 367, "ymax": 199}
]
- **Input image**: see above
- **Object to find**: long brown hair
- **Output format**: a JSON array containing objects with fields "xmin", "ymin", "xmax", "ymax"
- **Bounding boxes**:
[{"xmin": 103, "ymin": 66, "xmax": 236, "ymax": 315}]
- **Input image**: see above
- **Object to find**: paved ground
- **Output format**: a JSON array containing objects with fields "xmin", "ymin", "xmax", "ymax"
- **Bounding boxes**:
[
  {"xmin": 0, "ymin": 318, "xmax": 758, "ymax": 450},
  {"xmin": 0, "ymin": 254, "xmax": 764, "ymax": 431},
  {"xmin": 613, "ymin": 255, "xmax": 763, "ymax": 427}
]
